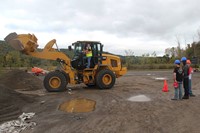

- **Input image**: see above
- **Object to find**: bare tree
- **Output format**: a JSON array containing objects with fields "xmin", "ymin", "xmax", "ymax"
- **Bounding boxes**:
[
  {"xmin": 151, "ymin": 51, "xmax": 157, "ymax": 57},
  {"xmin": 125, "ymin": 49, "xmax": 134, "ymax": 56},
  {"xmin": 197, "ymin": 28, "xmax": 200, "ymax": 41},
  {"xmin": 124, "ymin": 49, "xmax": 134, "ymax": 69},
  {"xmin": 175, "ymin": 35, "xmax": 182, "ymax": 58}
]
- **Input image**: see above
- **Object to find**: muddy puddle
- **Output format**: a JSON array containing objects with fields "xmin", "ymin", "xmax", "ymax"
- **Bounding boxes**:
[
  {"xmin": 128, "ymin": 95, "xmax": 151, "ymax": 102},
  {"xmin": 58, "ymin": 98, "xmax": 96, "ymax": 113}
]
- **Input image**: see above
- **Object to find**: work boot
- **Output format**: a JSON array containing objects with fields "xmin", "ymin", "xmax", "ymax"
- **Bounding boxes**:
[
  {"xmin": 171, "ymin": 98, "xmax": 178, "ymax": 100},
  {"xmin": 190, "ymin": 94, "xmax": 195, "ymax": 97},
  {"xmin": 182, "ymin": 96, "xmax": 189, "ymax": 99}
]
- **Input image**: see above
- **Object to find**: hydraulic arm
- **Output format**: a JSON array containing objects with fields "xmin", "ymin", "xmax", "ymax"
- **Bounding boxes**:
[{"xmin": 4, "ymin": 32, "xmax": 76, "ymax": 84}]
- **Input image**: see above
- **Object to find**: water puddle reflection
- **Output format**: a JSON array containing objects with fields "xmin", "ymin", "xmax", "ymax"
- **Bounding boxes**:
[{"xmin": 128, "ymin": 95, "xmax": 151, "ymax": 102}]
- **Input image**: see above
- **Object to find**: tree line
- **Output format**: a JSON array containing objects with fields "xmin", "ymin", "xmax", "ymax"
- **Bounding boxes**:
[
  {"xmin": 124, "ymin": 39, "xmax": 200, "ymax": 69},
  {"xmin": 0, "ymin": 38, "xmax": 199, "ymax": 70}
]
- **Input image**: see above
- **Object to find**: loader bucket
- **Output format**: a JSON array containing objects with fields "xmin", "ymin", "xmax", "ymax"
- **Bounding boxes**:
[{"xmin": 4, "ymin": 32, "xmax": 38, "ymax": 54}]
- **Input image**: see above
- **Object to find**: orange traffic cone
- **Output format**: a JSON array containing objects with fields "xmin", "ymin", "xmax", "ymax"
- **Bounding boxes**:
[{"xmin": 162, "ymin": 80, "xmax": 169, "ymax": 92}]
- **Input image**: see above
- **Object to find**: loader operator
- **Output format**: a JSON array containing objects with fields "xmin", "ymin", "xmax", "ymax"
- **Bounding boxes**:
[{"xmin": 84, "ymin": 44, "xmax": 93, "ymax": 68}]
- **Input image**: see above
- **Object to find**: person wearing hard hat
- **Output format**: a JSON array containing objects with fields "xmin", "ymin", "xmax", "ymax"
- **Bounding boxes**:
[
  {"xmin": 187, "ymin": 59, "xmax": 195, "ymax": 97},
  {"xmin": 181, "ymin": 57, "xmax": 189, "ymax": 99},
  {"xmin": 84, "ymin": 44, "xmax": 93, "ymax": 68},
  {"xmin": 172, "ymin": 59, "xmax": 183, "ymax": 100}
]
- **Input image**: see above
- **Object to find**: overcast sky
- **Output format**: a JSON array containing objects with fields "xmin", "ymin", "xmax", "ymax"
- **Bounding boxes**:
[{"xmin": 1, "ymin": 0, "xmax": 200, "ymax": 56}]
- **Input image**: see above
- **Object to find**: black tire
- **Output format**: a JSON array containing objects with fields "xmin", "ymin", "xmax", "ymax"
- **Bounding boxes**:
[
  {"xmin": 85, "ymin": 84, "xmax": 96, "ymax": 88},
  {"xmin": 43, "ymin": 71, "xmax": 67, "ymax": 92},
  {"xmin": 96, "ymin": 69, "xmax": 116, "ymax": 89}
]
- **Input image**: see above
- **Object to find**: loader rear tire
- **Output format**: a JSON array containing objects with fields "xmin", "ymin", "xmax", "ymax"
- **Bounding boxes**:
[
  {"xmin": 44, "ymin": 71, "xmax": 67, "ymax": 92},
  {"xmin": 96, "ymin": 69, "xmax": 116, "ymax": 89}
]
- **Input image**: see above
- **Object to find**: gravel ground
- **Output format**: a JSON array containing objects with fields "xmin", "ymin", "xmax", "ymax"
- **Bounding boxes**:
[{"xmin": 1, "ymin": 70, "xmax": 200, "ymax": 133}]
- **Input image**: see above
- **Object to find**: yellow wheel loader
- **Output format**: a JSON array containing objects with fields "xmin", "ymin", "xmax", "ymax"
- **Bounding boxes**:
[{"xmin": 4, "ymin": 32, "xmax": 127, "ymax": 92}]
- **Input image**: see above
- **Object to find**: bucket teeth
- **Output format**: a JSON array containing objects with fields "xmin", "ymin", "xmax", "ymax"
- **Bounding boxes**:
[{"xmin": 4, "ymin": 32, "xmax": 25, "ymax": 51}]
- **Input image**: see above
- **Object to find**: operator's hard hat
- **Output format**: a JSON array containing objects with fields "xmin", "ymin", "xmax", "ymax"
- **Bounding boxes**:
[
  {"xmin": 181, "ymin": 57, "xmax": 187, "ymax": 62},
  {"xmin": 186, "ymin": 59, "xmax": 191, "ymax": 64},
  {"xmin": 174, "ymin": 59, "xmax": 180, "ymax": 64}
]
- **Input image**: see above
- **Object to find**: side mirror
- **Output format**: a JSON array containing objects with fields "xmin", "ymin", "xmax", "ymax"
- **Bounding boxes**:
[{"xmin": 68, "ymin": 46, "xmax": 72, "ymax": 51}]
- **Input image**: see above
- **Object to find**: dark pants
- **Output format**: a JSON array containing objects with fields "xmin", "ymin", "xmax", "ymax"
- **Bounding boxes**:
[{"xmin": 183, "ymin": 77, "xmax": 189, "ymax": 97}]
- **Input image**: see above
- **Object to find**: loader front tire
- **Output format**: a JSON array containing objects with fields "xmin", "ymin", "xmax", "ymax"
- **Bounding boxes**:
[
  {"xmin": 96, "ymin": 69, "xmax": 116, "ymax": 89},
  {"xmin": 44, "ymin": 71, "xmax": 67, "ymax": 92}
]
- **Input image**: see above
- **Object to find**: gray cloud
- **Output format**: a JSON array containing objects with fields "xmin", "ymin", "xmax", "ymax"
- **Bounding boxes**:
[{"xmin": 1, "ymin": 0, "xmax": 200, "ymax": 55}]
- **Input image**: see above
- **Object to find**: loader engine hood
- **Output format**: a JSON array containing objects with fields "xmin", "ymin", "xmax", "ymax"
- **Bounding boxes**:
[{"xmin": 102, "ymin": 53, "xmax": 127, "ymax": 77}]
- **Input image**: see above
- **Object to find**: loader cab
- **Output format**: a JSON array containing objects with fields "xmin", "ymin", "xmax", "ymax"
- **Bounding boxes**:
[{"xmin": 71, "ymin": 41, "xmax": 103, "ymax": 70}]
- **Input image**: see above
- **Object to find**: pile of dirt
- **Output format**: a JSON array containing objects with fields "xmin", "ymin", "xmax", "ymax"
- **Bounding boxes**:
[
  {"xmin": 0, "ymin": 70, "xmax": 42, "ymax": 124},
  {"xmin": 0, "ymin": 84, "xmax": 36, "ymax": 124},
  {"xmin": 0, "ymin": 69, "xmax": 44, "ymax": 91}
]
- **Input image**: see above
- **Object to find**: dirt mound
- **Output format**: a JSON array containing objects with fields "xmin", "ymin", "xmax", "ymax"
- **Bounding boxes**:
[
  {"xmin": 0, "ymin": 84, "xmax": 36, "ymax": 124},
  {"xmin": 0, "ymin": 69, "xmax": 44, "ymax": 91}
]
